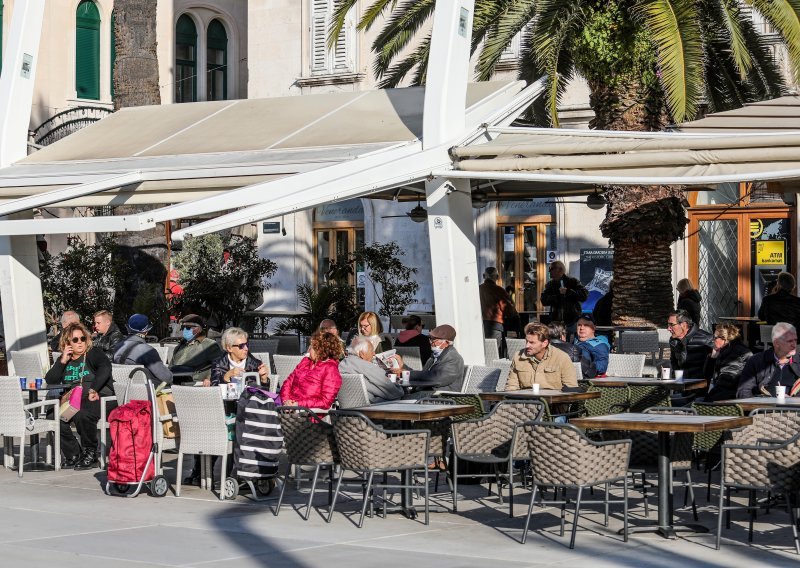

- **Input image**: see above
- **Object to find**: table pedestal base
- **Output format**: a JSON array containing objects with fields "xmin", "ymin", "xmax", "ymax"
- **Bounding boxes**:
[{"xmin": 620, "ymin": 523, "xmax": 709, "ymax": 539}]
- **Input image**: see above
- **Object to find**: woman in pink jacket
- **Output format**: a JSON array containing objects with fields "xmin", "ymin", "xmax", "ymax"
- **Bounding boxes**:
[{"xmin": 280, "ymin": 331, "xmax": 344, "ymax": 409}]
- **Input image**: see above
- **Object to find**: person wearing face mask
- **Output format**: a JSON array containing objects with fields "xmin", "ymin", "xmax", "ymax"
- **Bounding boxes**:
[
  {"xmin": 393, "ymin": 324, "xmax": 465, "ymax": 396},
  {"xmin": 169, "ymin": 314, "xmax": 223, "ymax": 385}
]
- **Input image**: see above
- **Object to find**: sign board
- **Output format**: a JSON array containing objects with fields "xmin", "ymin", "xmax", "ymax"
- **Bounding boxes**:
[
  {"xmin": 546, "ymin": 250, "xmax": 558, "ymax": 263},
  {"xmin": 314, "ymin": 199, "xmax": 364, "ymax": 222},
  {"xmin": 262, "ymin": 222, "xmax": 281, "ymax": 234},
  {"xmin": 21, "ymin": 54, "xmax": 33, "ymax": 79},
  {"xmin": 503, "ymin": 233, "xmax": 515, "ymax": 252},
  {"xmin": 579, "ymin": 248, "xmax": 614, "ymax": 312},
  {"xmin": 756, "ymin": 240, "xmax": 785, "ymax": 265}
]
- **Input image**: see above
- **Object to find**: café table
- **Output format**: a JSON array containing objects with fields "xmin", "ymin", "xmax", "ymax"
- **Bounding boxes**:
[
  {"xmin": 478, "ymin": 389, "xmax": 600, "ymax": 404},
  {"xmin": 717, "ymin": 396, "xmax": 800, "ymax": 412},
  {"xmin": 350, "ymin": 402, "xmax": 474, "ymax": 518},
  {"xmin": 570, "ymin": 412, "xmax": 752, "ymax": 539},
  {"xmin": 18, "ymin": 383, "xmax": 69, "ymax": 471},
  {"xmin": 589, "ymin": 377, "xmax": 708, "ymax": 393}
]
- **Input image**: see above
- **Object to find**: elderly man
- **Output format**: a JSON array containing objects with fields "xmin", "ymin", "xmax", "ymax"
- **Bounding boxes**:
[
  {"xmin": 92, "ymin": 310, "xmax": 125, "ymax": 361},
  {"xmin": 394, "ymin": 324, "xmax": 465, "ymax": 395},
  {"xmin": 49, "ymin": 310, "xmax": 80, "ymax": 352},
  {"xmin": 737, "ymin": 322, "xmax": 799, "ymax": 397},
  {"xmin": 339, "ymin": 335, "xmax": 404, "ymax": 403},
  {"xmin": 113, "ymin": 314, "xmax": 172, "ymax": 386},
  {"xmin": 480, "ymin": 266, "xmax": 519, "ymax": 356},
  {"xmin": 170, "ymin": 314, "xmax": 223, "ymax": 385},
  {"xmin": 668, "ymin": 309, "xmax": 713, "ymax": 379},
  {"xmin": 393, "ymin": 314, "xmax": 433, "ymax": 365},
  {"xmin": 573, "ymin": 315, "xmax": 609, "ymax": 377},
  {"xmin": 506, "ymin": 322, "xmax": 578, "ymax": 392},
  {"xmin": 541, "ymin": 261, "xmax": 588, "ymax": 330},
  {"xmin": 758, "ymin": 271, "xmax": 800, "ymax": 329}
]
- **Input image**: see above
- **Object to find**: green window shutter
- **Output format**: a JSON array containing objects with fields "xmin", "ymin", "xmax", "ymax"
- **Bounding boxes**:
[
  {"xmin": 75, "ymin": 1, "xmax": 100, "ymax": 100},
  {"xmin": 175, "ymin": 14, "xmax": 197, "ymax": 103},
  {"xmin": 110, "ymin": 10, "xmax": 115, "ymax": 99},
  {"xmin": 207, "ymin": 19, "xmax": 227, "ymax": 101}
]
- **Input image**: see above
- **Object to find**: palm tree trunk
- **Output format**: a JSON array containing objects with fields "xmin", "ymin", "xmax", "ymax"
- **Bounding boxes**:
[{"xmin": 112, "ymin": 0, "xmax": 160, "ymax": 110}]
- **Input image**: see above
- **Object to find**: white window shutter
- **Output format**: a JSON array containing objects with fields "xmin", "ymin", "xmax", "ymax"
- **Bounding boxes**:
[{"xmin": 310, "ymin": 0, "xmax": 354, "ymax": 74}]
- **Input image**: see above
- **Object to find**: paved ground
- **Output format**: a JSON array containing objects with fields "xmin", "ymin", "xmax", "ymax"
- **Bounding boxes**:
[{"xmin": 0, "ymin": 455, "xmax": 798, "ymax": 567}]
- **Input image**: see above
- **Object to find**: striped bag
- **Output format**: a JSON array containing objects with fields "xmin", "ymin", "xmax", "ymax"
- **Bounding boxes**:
[{"xmin": 233, "ymin": 387, "xmax": 283, "ymax": 480}]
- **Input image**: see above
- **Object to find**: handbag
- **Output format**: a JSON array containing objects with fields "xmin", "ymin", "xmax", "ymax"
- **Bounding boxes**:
[
  {"xmin": 60, "ymin": 385, "xmax": 83, "ymax": 422},
  {"xmin": 155, "ymin": 391, "xmax": 180, "ymax": 438}
]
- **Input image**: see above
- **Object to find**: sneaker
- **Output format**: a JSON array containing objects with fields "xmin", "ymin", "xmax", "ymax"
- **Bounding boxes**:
[
  {"xmin": 61, "ymin": 454, "xmax": 80, "ymax": 469},
  {"xmin": 74, "ymin": 450, "xmax": 99, "ymax": 471}
]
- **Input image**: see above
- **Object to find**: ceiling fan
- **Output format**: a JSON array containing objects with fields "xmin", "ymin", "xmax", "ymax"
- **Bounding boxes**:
[{"xmin": 381, "ymin": 198, "xmax": 428, "ymax": 223}]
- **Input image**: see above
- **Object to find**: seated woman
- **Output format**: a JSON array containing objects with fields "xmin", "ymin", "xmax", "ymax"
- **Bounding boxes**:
[
  {"xmin": 280, "ymin": 331, "xmax": 344, "ymax": 409},
  {"xmin": 339, "ymin": 335, "xmax": 404, "ymax": 403},
  {"xmin": 351, "ymin": 311, "xmax": 393, "ymax": 354},
  {"xmin": 210, "ymin": 327, "xmax": 269, "ymax": 387},
  {"xmin": 703, "ymin": 324, "xmax": 752, "ymax": 402},
  {"xmin": 573, "ymin": 315, "xmax": 610, "ymax": 377},
  {"xmin": 45, "ymin": 321, "xmax": 112, "ymax": 470}
]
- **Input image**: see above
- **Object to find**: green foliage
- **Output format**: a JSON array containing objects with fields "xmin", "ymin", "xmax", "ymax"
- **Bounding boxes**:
[
  {"xmin": 39, "ymin": 237, "xmax": 128, "ymax": 326},
  {"xmin": 274, "ymin": 284, "xmax": 359, "ymax": 336},
  {"xmin": 171, "ymin": 234, "xmax": 277, "ymax": 328},
  {"xmin": 332, "ymin": 241, "xmax": 418, "ymax": 318}
]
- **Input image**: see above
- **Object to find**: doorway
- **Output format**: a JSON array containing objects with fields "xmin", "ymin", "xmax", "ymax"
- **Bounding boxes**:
[{"xmin": 497, "ymin": 223, "xmax": 556, "ymax": 313}]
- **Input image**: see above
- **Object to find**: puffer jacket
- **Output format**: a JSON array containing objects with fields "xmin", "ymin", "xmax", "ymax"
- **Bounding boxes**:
[
  {"xmin": 574, "ymin": 335, "xmax": 610, "ymax": 375},
  {"xmin": 210, "ymin": 353, "xmax": 267, "ymax": 386},
  {"xmin": 94, "ymin": 323, "xmax": 125, "ymax": 361},
  {"xmin": 677, "ymin": 290, "xmax": 702, "ymax": 324},
  {"xmin": 279, "ymin": 357, "xmax": 342, "ymax": 409},
  {"xmin": 703, "ymin": 340, "xmax": 752, "ymax": 402},
  {"xmin": 669, "ymin": 324, "xmax": 713, "ymax": 379}
]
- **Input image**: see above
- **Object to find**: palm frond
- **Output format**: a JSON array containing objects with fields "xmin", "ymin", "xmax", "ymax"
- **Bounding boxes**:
[
  {"xmin": 748, "ymin": 0, "xmax": 800, "ymax": 82},
  {"xmin": 329, "ymin": 0, "xmax": 358, "ymax": 50},
  {"xmin": 372, "ymin": 0, "xmax": 435, "ymax": 80},
  {"xmin": 706, "ymin": 0, "xmax": 753, "ymax": 78},
  {"xmin": 634, "ymin": 0, "xmax": 704, "ymax": 122},
  {"xmin": 377, "ymin": 34, "xmax": 431, "ymax": 88},
  {"xmin": 738, "ymin": 16, "xmax": 786, "ymax": 98},
  {"xmin": 476, "ymin": 0, "xmax": 538, "ymax": 81},
  {"xmin": 703, "ymin": 42, "xmax": 749, "ymax": 112}
]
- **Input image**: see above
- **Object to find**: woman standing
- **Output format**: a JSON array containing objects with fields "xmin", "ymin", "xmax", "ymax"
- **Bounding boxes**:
[
  {"xmin": 210, "ymin": 327, "xmax": 269, "ymax": 386},
  {"xmin": 354, "ymin": 311, "xmax": 393, "ymax": 353},
  {"xmin": 703, "ymin": 324, "xmax": 752, "ymax": 402},
  {"xmin": 280, "ymin": 331, "xmax": 343, "ymax": 409},
  {"xmin": 676, "ymin": 278, "xmax": 702, "ymax": 325},
  {"xmin": 45, "ymin": 321, "xmax": 112, "ymax": 470}
]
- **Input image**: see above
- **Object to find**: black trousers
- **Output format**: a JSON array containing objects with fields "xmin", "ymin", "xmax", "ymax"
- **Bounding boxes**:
[{"xmin": 60, "ymin": 398, "xmax": 100, "ymax": 458}]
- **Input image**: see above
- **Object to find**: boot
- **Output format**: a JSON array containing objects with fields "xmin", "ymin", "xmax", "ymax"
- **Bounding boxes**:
[
  {"xmin": 74, "ymin": 448, "xmax": 99, "ymax": 471},
  {"xmin": 61, "ymin": 454, "xmax": 80, "ymax": 469}
]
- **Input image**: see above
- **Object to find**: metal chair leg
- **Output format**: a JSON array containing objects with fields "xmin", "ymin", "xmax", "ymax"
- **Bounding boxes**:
[
  {"xmin": 521, "ymin": 484, "xmax": 538, "ymax": 544},
  {"xmin": 452, "ymin": 455, "xmax": 458, "ymax": 512},
  {"xmin": 303, "ymin": 465, "xmax": 321, "ymax": 521},
  {"xmin": 358, "ymin": 471, "xmax": 375, "ymax": 528},
  {"xmin": 604, "ymin": 482, "xmax": 609, "ymax": 527},
  {"xmin": 686, "ymin": 470, "xmax": 698, "ymax": 521},
  {"xmin": 273, "ymin": 465, "xmax": 290, "ymax": 516},
  {"xmin": 623, "ymin": 477, "xmax": 629, "ymax": 542},
  {"xmin": 569, "ymin": 486, "xmax": 583, "ymax": 549},
  {"xmin": 326, "ymin": 472, "xmax": 344, "ymax": 524}
]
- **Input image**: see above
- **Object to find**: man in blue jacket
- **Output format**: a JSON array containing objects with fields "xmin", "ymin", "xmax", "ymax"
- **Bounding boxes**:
[{"xmin": 573, "ymin": 315, "xmax": 610, "ymax": 376}]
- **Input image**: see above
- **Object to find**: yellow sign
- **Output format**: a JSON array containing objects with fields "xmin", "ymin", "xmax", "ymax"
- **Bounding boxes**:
[
  {"xmin": 756, "ymin": 241, "xmax": 785, "ymax": 266},
  {"xmin": 750, "ymin": 219, "xmax": 764, "ymax": 239}
]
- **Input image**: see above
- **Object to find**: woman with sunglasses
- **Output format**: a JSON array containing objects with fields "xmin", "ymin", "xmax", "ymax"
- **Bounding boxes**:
[
  {"xmin": 703, "ymin": 323, "xmax": 752, "ymax": 402},
  {"xmin": 44, "ymin": 321, "xmax": 112, "ymax": 470},
  {"xmin": 210, "ymin": 327, "xmax": 269, "ymax": 386}
]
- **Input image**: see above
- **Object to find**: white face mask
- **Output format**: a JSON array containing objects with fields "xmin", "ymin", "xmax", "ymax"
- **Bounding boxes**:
[{"xmin": 431, "ymin": 346, "xmax": 444, "ymax": 358}]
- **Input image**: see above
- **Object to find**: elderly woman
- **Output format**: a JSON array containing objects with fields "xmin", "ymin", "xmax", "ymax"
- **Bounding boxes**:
[
  {"xmin": 280, "ymin": 331, "xmax": 343, "ymax": 409},
  {"xmin": 703, "ymin": 323, "xmax": 752, "ymax": 402},
  {"xmin": 354, "ymin": 311, "xmax": 392, "ymax": 353},
  {"xmin": 339, "ymin": 335, "xmax": 404, "ymax": 403},
  {"xmin": 210, "ymin": 327, "xmax": 269, "ymax": 387},
  {"xmin": 44, "ymin": 321, "xmax": 112, "ymax": 470}
]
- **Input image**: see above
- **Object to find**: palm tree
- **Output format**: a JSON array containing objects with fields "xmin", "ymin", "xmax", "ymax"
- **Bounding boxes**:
[{"xmin": 331, "ymin": 0, "xmax": 799, "ymax": 325}]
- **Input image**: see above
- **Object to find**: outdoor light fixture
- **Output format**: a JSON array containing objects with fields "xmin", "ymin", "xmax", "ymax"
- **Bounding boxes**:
[
  {"xmin": 586, "ymin": 192, "xmax": 606, "ymax": 210},
  {"xmin": 472, "ymin": 189, "xmax": 488, "ymax": 209}
]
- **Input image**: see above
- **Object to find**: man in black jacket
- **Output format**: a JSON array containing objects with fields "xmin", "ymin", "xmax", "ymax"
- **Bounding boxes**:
[
  {"xmin": 92, "ymin": 310, "xmax": 125, "ymax": 361},
  {"xmin": 757, "ymin": 271, "xmax": 800, "ymax": 329},
  {"xmin": 541, "ymin": 261, "xmax": 588, "ymax": 331},
  {"xmin": 396, "ymin": 324, "xmax": 465, "ymax": 396},
  {"xmin": 737, "ymin": 322, "xmax": 798, "ymax": 397},
  {"xmin": 668, "ymin": 310, "xmax": 713, "ymax": 379}
]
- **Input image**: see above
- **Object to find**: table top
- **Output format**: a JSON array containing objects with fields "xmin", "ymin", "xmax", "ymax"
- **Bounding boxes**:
[
  {"xmin": 717, "ymin": 397, "xmax": 800, "ymax": 411},
  {"xmin": 21, "ymin": 383, "xmax": 69, "ymax": 392},
  {"xmin": 479, "ymin": 389, "xmax": 601, "ymax": 403},
  {"xmin": 717, "ymin": 316, "xmax": 761, "ymax": 322},
  {"xmin": 588, "ymin": 377, "xmax": 707, "ymax": 391},
  {"xmin": 595, "ymin": 325, "xmax": 657, "ymax": 332},
  {"xmin": 351, "ymin": 403, "xmax": 474, "ymax": 421},
  {"xmin": 570, "ymin": 413, "xmax": 752, "ymax": 433}
]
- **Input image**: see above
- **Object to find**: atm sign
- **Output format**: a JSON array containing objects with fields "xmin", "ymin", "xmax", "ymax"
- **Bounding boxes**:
[{"xmin": 756, "ymin": 241, "xmax": 785, "ymax": 266}]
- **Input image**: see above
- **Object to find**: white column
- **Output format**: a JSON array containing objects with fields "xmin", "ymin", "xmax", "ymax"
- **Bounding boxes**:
[
  {"xmin": 426, "ymin": 177, "xmax": 484, "ymax": 365},
  {"xmin": 0, "ymin": 1, "xmax": 49, "ymax": 369}
]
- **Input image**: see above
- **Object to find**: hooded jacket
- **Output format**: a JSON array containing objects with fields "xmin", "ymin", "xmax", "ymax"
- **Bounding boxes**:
[{"xmin": 677, "ymin": 290, "xmax": 702, "ymax": 325}]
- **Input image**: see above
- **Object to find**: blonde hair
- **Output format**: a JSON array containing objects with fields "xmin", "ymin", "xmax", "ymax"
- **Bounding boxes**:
[
  {"xmin": 713, "ymin": 323, "xmax": 740, "ymax": 342},
  {"xmin": 676, "ymin": 278, "xmax": 694, "ymax": 294},
  {"xmin": 59, "ymin": 322, "xmax": 94, "ymax": 352},
  {"xmin": 357, "ymin": 311, "xmax": 383, "ymax": 335}
]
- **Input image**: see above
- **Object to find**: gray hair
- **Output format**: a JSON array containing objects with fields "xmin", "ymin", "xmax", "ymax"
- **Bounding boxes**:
[
  {"xmin": 669, "ymin": 310, "xmax": 693, "ymax": 326},
  {"xmin": 777, "ymin": 271, "xmax": 796, "ymax": 292},
  {"xmin": 61, "ymin": 310, "xmax": 79, "ymax": 327},
  {"xmin": 221, "ymin": 327, "xmax": 248, "ymax": 350},
  {"xmin": 347, "ymin": 335, "xmax": 374, "ymax": 357},
  {"xmin": 772, "ymin": 322, "xmax": 797, "ymax": 341}
]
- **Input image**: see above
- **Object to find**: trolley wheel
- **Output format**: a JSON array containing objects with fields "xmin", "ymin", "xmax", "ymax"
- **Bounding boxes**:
[
  {"xmin": 150, "ymin": 475, "xmax": 169, "ymax": 498},
  {"xmin": 255, "ymin": 478, "xmax": 276, "ymax": 496},
  {"xmin": 223, "ymin": 477, "xmax": 239, "ymax": 500},
  {"xmin": 115, "ymin": 484, "xmax": 130, "ymax": 494}
]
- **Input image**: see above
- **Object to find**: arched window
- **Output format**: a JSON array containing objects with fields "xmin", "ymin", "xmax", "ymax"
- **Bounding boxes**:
[
  {"xmin": 75, "ymin": 0, "xmax": 101, "ymax": 100},
  {"xmin": 175, "ymin": 15, "xmax": 197, "ymax": 103},
  {"xmin": 110, "ymin": 10, "xmax": 116, "ymax": 98},
  {"xmin": 207, "ymin": 19, "xmax": 228, "ymax": 101}
]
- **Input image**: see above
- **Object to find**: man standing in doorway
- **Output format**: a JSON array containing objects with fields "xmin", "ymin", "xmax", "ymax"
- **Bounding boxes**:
[
  {"xmin": 541, "ymin": 261, "xmax": 588, "ymax": 332},
  {"xmin": 479, "ymin": 266, "xmax": 518, "ymax": 358},
  {"xmin": 757, "ymin": 271, "xmax": 800, "ymax": 329}
]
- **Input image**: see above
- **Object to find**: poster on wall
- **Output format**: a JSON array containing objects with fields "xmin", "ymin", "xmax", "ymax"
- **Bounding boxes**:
[{"xmin": 580, "ymin": 248, "xmax": 614, "ymax": 312}]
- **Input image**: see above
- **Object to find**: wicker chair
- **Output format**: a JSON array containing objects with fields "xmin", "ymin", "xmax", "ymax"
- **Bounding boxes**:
[
  {"xmin": 274, "ymin": 407, "xmax": 339, "ymax": 520},
  {"xmin": 692, "ymin": 402, "xmax": 744, "ymax": 500},
  {"xmin": 582, "ymin": 384, "xmax": 630, "ymax": 418},
  {"xmin": 249, "ymin": 339, "xmax": 280, "ymax": 357},
  {"xmin": 434, "ymin": 393, "xmax": 484, "ymax": 421},
  {"xmin": 717, "ymin": 411, "xmax": 800, "ymax": 553},
  {"xmin": 759, "ymin": 324, "xmax": 774, "ymax": 348},
  {"xmin": 618, "ymin": 331, "xmax": 660, "ymax": 374},
  {"xmin": 605, "ymin": 354, "xmax": 646, "ymax": 377},
  {"xmin": 450, "ymin": 400, "xmax": 545, "ymax": 517},
  {"xmin": 520, "ymin": 422, "xmax": 631, "ymax": 549},
  {"xmin": 328, "ymin": 410, "xmax": 431, "ymax": 527},
  {"xmin": 273, "ymin": 354, "xmax": 304, "ymax": 383},
  {"xmin": 484, "ymin": 338, "xmax": 501, "ymax": 364},
  {"xmin": 461, "ymin": 365, "xmax": 503, "ymax": 394},
  {"xmin": 488, "ymin": 359, "xmax": 512, "ymax": 392},
  {"xmin": 657, "ymin": 328, "xmax": 672, "ymax": 361},
  {"xmin": 9, "ymin": 350, "xmax": 46, "ymax": 379},
  {"xmin": 505, "ymin": 338, "xmax": 526, "ymax": 358},
  {"xmin": 111, "ymin": 364, "xmax": 146, "ymax": 382},
  {"xmin": 249, "ymin": 352, "xmax": 275, "ymax": 379},
  {"xmin": 171, "ymin": 385, "xmax": 234, "ymax": 500},
  {"xmin": 150, "ymin": 344, "xmax": 173, "ymax": 365},
  {"xmin": 628, "ymin": 385, "xmax": 670, "ymax": 413},
  {"xmin": 0, "ymin": 376, "xmax": 60, "ymax": 476},
  {"xmin": 394, "ymin": 346, "xmax": 423, "ymax": 371},
  {"xmin": 337, "ymin": 373, "xmax": 370, "ymax": 409},
  {"xmin": 275, "ymin": 335, "xmax": 302, "ymax": 355}
]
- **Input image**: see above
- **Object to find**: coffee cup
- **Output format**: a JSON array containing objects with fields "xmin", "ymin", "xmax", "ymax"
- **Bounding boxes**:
[
  {"xmin": 218, "ymin": 384, "xmax": 227, "ymax": 398},
  {"xmin": 388, "ymin": 373, "xmax": 398, "ymax": 384},
  {"xmin": 532, "ymin": 383, "xmax": 540, "ymax": 394},
  {"xmin": 660, "ymin": 367, "xmax": 671, "ymax": 380},
  {"xmin": 776, "ymin": 385, "xmax": 787, "ymax": 398},
  {"xmin": 673, "ymin": 370, "xmax": 684, "ymax": 380},
  {"xmin": 401, "ymin": 370, "xmax": 411, "ymax": 381}
]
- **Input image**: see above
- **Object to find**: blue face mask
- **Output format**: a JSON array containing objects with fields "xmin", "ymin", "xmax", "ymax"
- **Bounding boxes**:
[
  {"xmin": 182, "ymin": 327, "xmax": 196, "ymax": 342},
  {"xmin": 431, "ymin": 346, "xmax": 444, "ymax": 358}
]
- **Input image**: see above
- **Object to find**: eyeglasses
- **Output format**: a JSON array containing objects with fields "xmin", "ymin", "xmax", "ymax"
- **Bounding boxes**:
[
  {"xmin": 70, "ymin": 336, "xmax": 87, "ymax": 344},
  {"xmin": 232, "ymin": 342, "xmax": 249, "ymax": 350},
  {"xmin": 666, "ymin": 322, "xmax": 679, "ymax": 328},
  {"xmin": 714, "ymin": 336, "xmax": 725, "ymax": 340}
]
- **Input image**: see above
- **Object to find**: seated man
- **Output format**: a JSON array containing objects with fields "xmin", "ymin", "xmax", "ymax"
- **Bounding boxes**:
[
  {"xmin": 339, "ymin": 335, "xmax": 404, "ymax": 403},
  {"xmin": 548, "ymin": 321, "xmax": 596, "ymax": 378},
  {"xmin": 113, "ymin": 314, "xmax": 173, "ymax": 386},
  {"xmin": 668, "ymin": 309, "xmax": 713, "ymax": 379},
  {"xmin": 49, "ymin": 310, "xmax": 80, "ymax": 352},
  {"xmin": 393, "ymin": 314, "xmax": 433, "ymax": 365},
  {"xmin": 506, "ymin": 322, "xmax": 578, "ymax": 391},
  {"xmin": 318, "ymin": 318, "xmax": 346, "ymax": 353},
  {"xmin": 395, "ymin": 324, "xmax": 465, "ymax": 395},
  {"xmin": 737, "ymin": 322, "xmax": 799, "ymax": 398},
  {"xmin": 169, "ymin": 314, "xmax": 223, "ymax": 385},
  {"xmin": 92, "ymin": 310, "xmax": 125, "ymax": 361},
  {"xmin": 573, "ymin": 315, "xmax": 609, "ymax": 377}
]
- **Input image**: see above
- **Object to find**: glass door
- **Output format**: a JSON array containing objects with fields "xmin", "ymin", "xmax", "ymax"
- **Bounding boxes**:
[
  {"xmin": 315, "ymin": 227, "xmax": 365, "ymax": 308},
  {"xmin": 498, "ymin": 223, "xmax": 555, "ymax": 312}
]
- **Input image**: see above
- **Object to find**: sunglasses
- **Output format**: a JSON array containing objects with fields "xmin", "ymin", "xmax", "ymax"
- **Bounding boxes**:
[
  {"xmin": 70, "ymin": 336, "xmax": 87, "ymax": 344},
  {"xmin": 232, "ymin": 342, "xmax": 249, "ymax": 350},
  {"xmin": 182, "ymin": 325, "xmax": 199, "ymax": 330}
]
